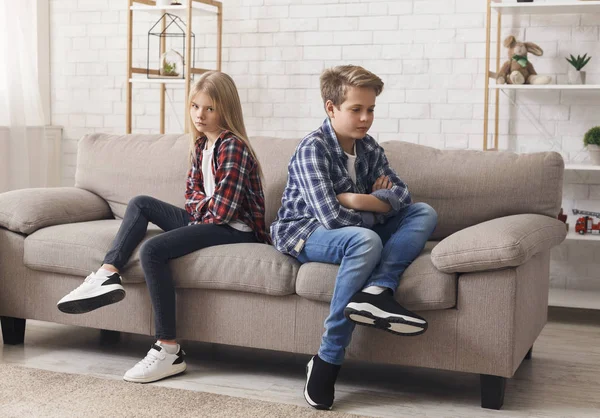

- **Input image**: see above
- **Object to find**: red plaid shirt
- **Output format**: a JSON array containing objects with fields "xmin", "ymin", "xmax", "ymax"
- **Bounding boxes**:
[{"xmin": 185, "ymin": 131, "xmax": 270, "ymax": 244}]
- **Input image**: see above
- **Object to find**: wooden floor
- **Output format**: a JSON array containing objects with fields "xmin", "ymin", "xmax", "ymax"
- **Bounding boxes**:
[{"xmin": 1, "ymin": 307, "xmax": 600, "ymax": 417}]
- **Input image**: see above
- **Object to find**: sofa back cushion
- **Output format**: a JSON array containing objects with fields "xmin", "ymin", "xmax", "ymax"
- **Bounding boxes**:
[
  {"xmin": 75, "ymin": 133, "xmax": 189, "ymax": 218},
  {"xmin": 75, "ymin": 134, "xmax": 564, "ymax": 239},
  {"xmin": 250, "ymin": 136, "xmax": 301, "ymax": 227},
  {"xmin": 75, "ymin": 133, "xmax": 301, "ymax": 225},
  {"xmin": 381, "ymin": 141, "xmax": 564, "ymax": 240}
]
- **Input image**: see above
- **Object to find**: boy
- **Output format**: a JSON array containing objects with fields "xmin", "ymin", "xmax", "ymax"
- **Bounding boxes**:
[{"xmin": 270, "ymin": 65, "xmax": 438, "ymax": 410}]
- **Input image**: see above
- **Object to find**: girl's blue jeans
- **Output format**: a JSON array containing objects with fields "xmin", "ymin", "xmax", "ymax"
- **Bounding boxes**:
[{"xmin": 103, "ymin": 195, "xmax": 257, "ymax": 340}]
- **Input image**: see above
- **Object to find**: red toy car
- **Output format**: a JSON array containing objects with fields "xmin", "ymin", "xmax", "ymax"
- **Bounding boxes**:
[{"xmin": 573, "ymin": 209, "xmax": 600, "ymax": 235}]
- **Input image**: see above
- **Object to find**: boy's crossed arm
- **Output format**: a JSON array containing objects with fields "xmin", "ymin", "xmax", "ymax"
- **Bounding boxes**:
[{"xmin": 337, "ymin": 175, "xmax": 393, "ymax": 213}]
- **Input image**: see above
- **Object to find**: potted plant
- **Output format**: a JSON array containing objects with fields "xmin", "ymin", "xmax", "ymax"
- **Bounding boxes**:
[
  {"xmin": 159, "ymin": 49, "xmax": 184, "ymax": 78},
  {"xmin": 583, "ymin": 126, "xmax": 600, "ymax": 165},
  {"xmin": 566, "ymin": 53, "xmax": 591, "ymax": 85}
]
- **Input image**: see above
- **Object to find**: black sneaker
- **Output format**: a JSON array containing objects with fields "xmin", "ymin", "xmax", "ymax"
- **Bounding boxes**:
[
  {"xmin": 304, "ymin": 355, "xmax": 341, "ymax": 410},
  {"xmin": 57, "ymin": 271, "xmax": 125, "ymax": 314},
  {"xmin": 344, "ymin": 289, "xmax": 428, "ymax": 336}
]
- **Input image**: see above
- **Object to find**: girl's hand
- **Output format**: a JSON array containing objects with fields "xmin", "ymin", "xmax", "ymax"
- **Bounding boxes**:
[{"xmin": 372, "ymin": 175, "xmax": 392, "ymax": 192}]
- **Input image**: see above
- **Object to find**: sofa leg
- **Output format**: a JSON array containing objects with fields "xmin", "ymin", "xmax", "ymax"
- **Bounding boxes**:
[
  {"xmin": 524, "ymin": 346, "xmax": 533, "ymax": 360},
  {"xmin": 480, "ymin": 374, "xmax": 506, "ymax": 410},
  {"xmin": 100, "ymin": 329, "xmax": 121, "ymax": 344},
  {"xmin": 1, "ymin": 316, "xmax": 26, "ymax": 345}
]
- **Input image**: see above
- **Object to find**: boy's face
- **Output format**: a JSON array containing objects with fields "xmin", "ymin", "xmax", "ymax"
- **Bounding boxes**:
[{"xmin": 326, "ymin": 86, "xmax": 376, "ymax": 142}]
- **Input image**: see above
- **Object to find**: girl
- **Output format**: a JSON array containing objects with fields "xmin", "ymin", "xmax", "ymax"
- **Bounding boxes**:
[{"xmin": 57, "ymin": 71, "xmax": 270, "ymax": 383}]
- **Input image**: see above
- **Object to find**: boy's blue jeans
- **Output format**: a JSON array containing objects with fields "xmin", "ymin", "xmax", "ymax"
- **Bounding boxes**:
[{"xmin": 296, "ymin": 202, "xmax": 437, "ymax": 365}]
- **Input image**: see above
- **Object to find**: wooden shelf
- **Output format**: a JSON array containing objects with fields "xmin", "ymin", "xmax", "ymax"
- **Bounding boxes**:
[
  {"xmin": 564, "ymin": 163, "xmax": 600, "ymax": 171},
  {"xmin": 129, "ymin": 77, "xmax": 186, "ymax": 84},
  {"xmin": 126, "ymin": 0, "xmax": 222, "ymax": 133},
  {"xmin": 549, "ymin": 288, "xmax": 600, "ymax": 310},
  {"xmin": 492, "ymin": 1, "xmax": 600, "ymax": 15},
  {"xmin": 565, "ymin": 230, "xmax": 600, "ymax": 241},
  {"xmin": 488, "ymin": 84, "xmax": 600, "ymax": 90},
  {"xmin": 130, "ymin": 3, "xmax": 217, "ymax": 16}
]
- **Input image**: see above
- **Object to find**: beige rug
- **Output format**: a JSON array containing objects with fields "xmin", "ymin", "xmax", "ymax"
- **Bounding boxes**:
[{"xmin": 0, "ymin": 364, "xmax": 365, "ymax": 418}]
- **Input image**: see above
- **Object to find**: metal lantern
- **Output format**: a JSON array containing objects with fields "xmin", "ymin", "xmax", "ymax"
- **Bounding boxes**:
[{"xmin": 147, "ymin": 13, "xmax": 195, "ymax": 79}]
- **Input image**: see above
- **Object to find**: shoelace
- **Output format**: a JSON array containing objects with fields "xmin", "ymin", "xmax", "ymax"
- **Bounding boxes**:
[
  {"xmin": 137, "ymin": 348, "xmax": 165, "ymax": 369},
  {"xmin": 83, "ymin": 272, "xmax": 105, "ymax": 283},
  {"xmin": 65, "ymin": 272, "xmax": 97, "ymax": 296}
]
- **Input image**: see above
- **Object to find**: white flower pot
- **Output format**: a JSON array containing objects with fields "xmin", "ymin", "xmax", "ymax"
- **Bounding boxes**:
[
  {"xmin": 587, "ymin": 144, "xmax": 600, "ymax": 165},
  {"xmin": 156, "ymin": 0, "xmax": 171, "ymax": 7},
  {"xmin": 568, "ymin": 69, "xmax": 586, "ymax": 85}
]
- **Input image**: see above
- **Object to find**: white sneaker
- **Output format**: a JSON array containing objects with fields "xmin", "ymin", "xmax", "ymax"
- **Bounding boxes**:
[
  {"xmin": 57, "ymin": 271, "xmax": 125, "ymax": 314},
  {"xmin": 123, "ymin": 343, "xmax": 187, "ymax": 383}
]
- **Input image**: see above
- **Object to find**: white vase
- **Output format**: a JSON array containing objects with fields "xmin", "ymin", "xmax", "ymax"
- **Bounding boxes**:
[
  {"xmin": 568, "ymin": 69, "xmax": 586, "ymax": 85},
  {"xmin": 156, "ymin": 0, "xmax": 171, "ymax": 7},
  {"xmin": 587, "ymin": 144, "xmax": 600, "ymax": 165}
]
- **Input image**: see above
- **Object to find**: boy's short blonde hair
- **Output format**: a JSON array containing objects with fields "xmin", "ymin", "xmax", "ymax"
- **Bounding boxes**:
[{"xmin": 320, "ymin": 65, "xmax": 384, "ymax": 108}]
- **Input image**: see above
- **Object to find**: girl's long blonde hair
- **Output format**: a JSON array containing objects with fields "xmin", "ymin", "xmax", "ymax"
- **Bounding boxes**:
[{"xmin": 188, "ymin": 71, "xmax": 263, "ymax": 178}]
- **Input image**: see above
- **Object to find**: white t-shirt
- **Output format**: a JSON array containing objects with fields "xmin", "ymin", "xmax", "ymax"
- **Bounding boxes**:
[
  {"xmin": 202, "ymin": 143, "xmax": 252, "ymax": 232},
  {"xmin": 345, "ymin": 143, "xmax": 357, "ymax": 184}
]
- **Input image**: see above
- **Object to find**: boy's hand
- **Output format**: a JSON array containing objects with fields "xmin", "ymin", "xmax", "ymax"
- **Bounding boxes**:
[{"xmin": 372, "ymin": 175, "xmax": 392, "ymax": 192}]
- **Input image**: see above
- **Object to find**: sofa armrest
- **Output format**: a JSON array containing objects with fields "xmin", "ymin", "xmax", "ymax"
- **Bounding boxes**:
[
  {"xmin": 0, "ymin": 187, "xmax": 112, "ymax": 234},
  {"xmin": 431, "ymin": 214, "xmax": 567, "ymax": 273}
]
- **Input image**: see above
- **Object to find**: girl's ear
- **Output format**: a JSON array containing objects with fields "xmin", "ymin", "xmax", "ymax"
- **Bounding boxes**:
[
  {"xmin": 503, "ymin": 35, "xmax": 517, "ymax": 49},
  {"xmin": 325, "ymin": 100, "xmax": 336, "ymax": 118},
  {"xmin": 525, "ymin": 42, "xmax": 544, "ymax": 56}
]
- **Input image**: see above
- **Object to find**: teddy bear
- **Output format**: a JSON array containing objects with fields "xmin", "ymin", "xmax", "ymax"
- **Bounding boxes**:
[{"xmin": 496, "ymin": 35, "xmax": 552, "ymax": 85}]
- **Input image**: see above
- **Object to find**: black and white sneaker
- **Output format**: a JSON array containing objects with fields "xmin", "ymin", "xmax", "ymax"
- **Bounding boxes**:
[
  {"xmin": 344, "ymin": 289, "xmax": 428, "ymax": 336},
  {"xmin": 57, "ymin": 271, "xmax": 125, "ymax": 314},
  {"xmin": 123, "ymin": 342, "xmax": 187, "ymax": 383},
  {"xmin": 304, "ymin": 355, "xmax": 341, "ymax": 410}
]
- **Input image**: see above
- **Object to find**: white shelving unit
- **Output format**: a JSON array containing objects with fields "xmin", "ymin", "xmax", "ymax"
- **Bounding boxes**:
[
  {"xmin": 484, "ymin": 1, "xmax": 600, "ymax": 309},
  {"xmin": 565, "ymin": 164, "xmax": 600, "ymax": 171},
  {"xmin": 126, "ymin": 0, "xmax": 222, "ymax": 134},
  {"xmin": 129, "ymin": 77, "xmax": 187, "ymax": 84},
  {"xmin": 564, "ymin": 164, "xmax": 600, "ymax": 184},
  {"xmin": 483, "ymin": 0, "xmax": 600, "ymax": 151},
  {"xmin": 489, "ymin": 84, "xmax": 600, "ymax": 90},
  {"xmin": 565, "ymin": 230, "xmax": 600, "ymax": 241},
  {"xmin": 130, "ymin": 3, "xmax": 216, "ymax": 15},
  {"xmin": 492, "ymin": 1, "xmax": 600, "ymax": 15},
  {"xmin": 549, "ymin": 288, "xmax": 600, "ymax": 310}
]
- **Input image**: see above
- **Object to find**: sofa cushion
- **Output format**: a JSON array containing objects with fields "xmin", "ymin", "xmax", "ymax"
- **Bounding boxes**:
[
  {"xmin": 75, "ymin": 134, "xmax": 189, "ymax": 219},
  {"xmin": 295, "ymin": 245, "xmax": 457, "ymax": 312},
  {"xmin": 381, "ymin": 141, "xmax": 564, "ymax": 240},
  {"xmin": 431, "ymin": 214, "xmax": 567, "ymax": 273},
  {"xmin": 0, "ymin": 187, "xmax": 111, "ymax": 234},
  {"xmin": 75, "ymin": 134, "xmax": 303, "ymax": 228},
  {"xmin": 23, "ymin": 220, "xmax": 299, "ymax": 296},
  {"xmin": 250, "ymin": 136, "xmax": 302, "ymax": 228}
]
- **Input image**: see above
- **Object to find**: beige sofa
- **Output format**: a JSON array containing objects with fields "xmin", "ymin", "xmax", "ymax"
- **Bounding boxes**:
[{"xmin": 0, "ymin": 133, "xmax": 567, "ymax": 409}]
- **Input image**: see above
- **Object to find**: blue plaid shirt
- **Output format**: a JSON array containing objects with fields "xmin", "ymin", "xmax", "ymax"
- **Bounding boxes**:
[{"xmin": 270, "ymin": 118, "xmax": 411, "ymax": 257}]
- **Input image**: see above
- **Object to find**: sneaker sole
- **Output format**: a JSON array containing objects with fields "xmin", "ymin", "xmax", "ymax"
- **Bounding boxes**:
[
  {"xmin": 344, "ymin": 306, "xmax": 427, "ymax": 336},
  {"xmin": 123, "ymin": 363, "xmax": 187, "ymax": 384},
  {"xmin": 57, "ymin": 289, "xmax": 126, "ymax": 314},
  {"xmin": 304, "ymin": 358, "xmax": 332, "ymax": 411}
]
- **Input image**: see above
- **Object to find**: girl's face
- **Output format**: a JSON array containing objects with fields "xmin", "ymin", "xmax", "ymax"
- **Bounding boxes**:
[{"xmin": 190, "ymin": 91, "xmax": 222, "ymax": 141}]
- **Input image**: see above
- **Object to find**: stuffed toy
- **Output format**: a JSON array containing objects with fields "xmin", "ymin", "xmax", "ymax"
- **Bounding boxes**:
[{"xmin": 496, "ymin": 35, "xmax": 552, "ymax": 85}]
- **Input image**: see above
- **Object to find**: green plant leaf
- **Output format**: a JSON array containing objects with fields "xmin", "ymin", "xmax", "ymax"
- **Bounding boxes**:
[{"xmin": 582, "ymin": 56, "xmax": 591, "ymax": 69}]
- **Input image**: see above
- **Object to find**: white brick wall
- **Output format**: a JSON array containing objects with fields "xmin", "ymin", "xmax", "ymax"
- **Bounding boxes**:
[{"xmin": 49, "ymin": 0, "xmax": 600, "ymax": 295}]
